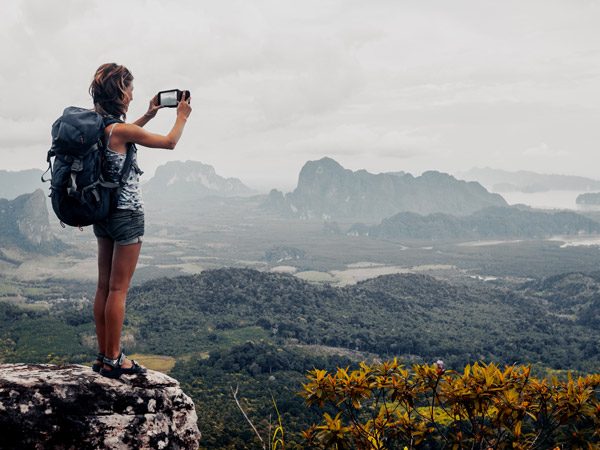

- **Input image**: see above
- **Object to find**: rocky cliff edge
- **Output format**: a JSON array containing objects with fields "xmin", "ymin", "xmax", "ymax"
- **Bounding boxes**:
[{"xmin": 0, "ymin": 363, "xmax": 201, "ymax": 450}]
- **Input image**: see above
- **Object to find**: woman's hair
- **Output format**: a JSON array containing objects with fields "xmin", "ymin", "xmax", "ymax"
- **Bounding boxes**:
[{"xmin": 89, "ymin": 63, "xmax": 134, "ymax": 119}]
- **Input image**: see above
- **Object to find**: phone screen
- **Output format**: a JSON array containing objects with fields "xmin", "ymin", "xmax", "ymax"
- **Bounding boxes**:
[{"xmin": 160, "ymin": 90, "xmax": 178, "ymax": 107}]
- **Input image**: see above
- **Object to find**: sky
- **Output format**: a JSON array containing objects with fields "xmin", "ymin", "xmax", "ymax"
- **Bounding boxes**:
[{"xmin": 1, "ymin": 0, "xmax": 600, "ymax": 192}]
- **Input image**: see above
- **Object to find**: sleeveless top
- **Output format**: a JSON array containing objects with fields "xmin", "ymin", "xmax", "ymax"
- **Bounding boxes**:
[{"xmin": 104, "ymin": 123, "xmax": 144, "ymax": 211}]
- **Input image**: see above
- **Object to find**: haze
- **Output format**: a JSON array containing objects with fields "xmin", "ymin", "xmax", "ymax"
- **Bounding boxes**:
[{"xmin": 1, "ymin": 0, "xmax": 600, "ymax": 191}]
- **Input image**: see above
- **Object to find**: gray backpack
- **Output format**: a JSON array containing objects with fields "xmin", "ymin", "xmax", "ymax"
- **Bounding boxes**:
[{"xmin": 42, "ymin": 107, "xmax": 133, "ymax": 227}]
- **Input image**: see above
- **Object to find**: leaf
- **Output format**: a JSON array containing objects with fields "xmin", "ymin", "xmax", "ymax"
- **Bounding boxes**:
[{"xmin": 514, "ymin": 420, "xmax": 522, "ymax": 437}]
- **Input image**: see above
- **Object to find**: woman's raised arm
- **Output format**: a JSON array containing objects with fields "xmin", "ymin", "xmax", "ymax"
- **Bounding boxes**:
[{"xmin": 117, "ymin": 93, "xmax": 192, "ymax": 150}]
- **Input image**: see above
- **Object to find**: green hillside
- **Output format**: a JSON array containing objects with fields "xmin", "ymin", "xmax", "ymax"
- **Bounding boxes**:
[
  {"xmin": 1, "ymin": 268, "xmax": 599, "ymax": 447},
  {"xmin": 123, "ymin": 268, "xmax": 599, "ymax": 370},
  {"xmin": 349, "ymin": 206, "xmax": 600, "ymax": 240}
]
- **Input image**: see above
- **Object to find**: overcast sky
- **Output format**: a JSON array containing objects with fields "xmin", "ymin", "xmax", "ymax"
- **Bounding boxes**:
[{"xmin": 1, "ymin": 0, "xmax": 600, "ymax": 191}]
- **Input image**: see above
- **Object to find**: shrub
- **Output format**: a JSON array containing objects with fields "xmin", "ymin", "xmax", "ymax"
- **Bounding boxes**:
[{"xmin": 300, "ymin": 360, "xmax": 600, "ymax": 449}]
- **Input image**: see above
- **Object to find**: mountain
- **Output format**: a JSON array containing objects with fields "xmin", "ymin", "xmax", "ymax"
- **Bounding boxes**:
[
  {"xmin": 0, "ymin": 169, "xmax": 45, "ymax": 200},
  {"xmin": 143, "ymin": 160, "xmax": 255, "ymax": 205},
  {"xmin": 264, "ymin": 157, "xmax": 507, "ymax": 221},
  {"xmin": 0, "ymin": 189, "xmax": 65, "ymax": 253},
  {"xmin": 348, "ymin": 206, "xmax": 600, "ymax": 240},
  {"xmin": 458, "ymin": 167, "xmax": 600, "ymax": 193}
]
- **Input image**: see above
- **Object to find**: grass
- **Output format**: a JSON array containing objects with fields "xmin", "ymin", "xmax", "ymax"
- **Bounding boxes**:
[
  {"xmin": 21, "ymin": 286, "xmax": 53, "ymax": 296},
  {"xmin": 127, "ymin": 353, "xmax": 177, "ymax": 373},
  {"xmin": 295, "ymin": 270, "xmax": 336, "ymax": 283},
  {"xmin": 176, "ymin": 351, "xmax": 210, "ymax": 362},
  {"xmin": 0, "ymin": 284, "xmax": 20, "ymax": 296}
]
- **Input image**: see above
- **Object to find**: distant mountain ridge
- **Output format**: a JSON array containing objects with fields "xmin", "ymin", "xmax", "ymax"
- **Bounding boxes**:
[
  {"xmin": 348, "ymin": 206, "xmax": 600, "ymax": 240},
  {"xmin": 0, "ymin": 189, "xmax": 64, "ymax": 253},
  {"xmin": 458, "ymin": 167, "xmax": 600, "ymax": 193},
  {"xmin": 576, "ymin": 192, "xmax": 600, "ymax": 206},
  {"xmin": 0, "ymin": 169, "xmax": 44, "ymax": 200},
  {"xmin": 143, "ymin": 161, "xmax": 255, "ymax": 204},
  {"xmin": 264, "ymin": 157, "xmax": 507, "ymax": 221}
]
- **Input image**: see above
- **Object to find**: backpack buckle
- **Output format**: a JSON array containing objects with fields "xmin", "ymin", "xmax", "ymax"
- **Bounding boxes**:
[{"xmin": 71, "ymin": 158, "xmax": 83, "ymax": 172}]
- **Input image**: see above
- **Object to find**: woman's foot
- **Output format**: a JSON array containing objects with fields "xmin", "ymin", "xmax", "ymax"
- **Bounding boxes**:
[
  {"xmin": 99, "ymin": 351, "xmax": 147, "ymax": 379},
  {"xmin": 102, "ymin": 357, "xmax": 133, "ymax": 371},
  {"xmin": 92, "ymin": 352, "xmax": 105, "ymax": 373}
]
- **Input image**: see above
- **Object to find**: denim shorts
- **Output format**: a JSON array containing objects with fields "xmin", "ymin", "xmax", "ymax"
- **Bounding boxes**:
[{"xmin": 93, "ymin": 208, "xmax": 144, "ymax": 245}]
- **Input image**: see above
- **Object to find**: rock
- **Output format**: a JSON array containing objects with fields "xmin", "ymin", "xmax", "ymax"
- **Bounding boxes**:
[
  {"xmin": 263, "ymin": 157, "xmax": 508, "ymax": 221},
  {"xmin": 0, "ymin": 189, "xmax": 65, "ymax": 253},
  {"xmin": 0, "ymin": 363, "xmax": 201, "ymax": 450},
  {"xmin": 143, "ymin": 160, "xmax": 256, "ymax": 204}
]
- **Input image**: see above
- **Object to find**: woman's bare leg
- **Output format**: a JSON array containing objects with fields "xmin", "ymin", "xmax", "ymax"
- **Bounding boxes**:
[
  {"xmin": 93, "ymin": 237, "xmax": 114, "ymax": 357},
  {"xmin": 103, "ymin": 241, "xmax": 142, "ymax": 370}
]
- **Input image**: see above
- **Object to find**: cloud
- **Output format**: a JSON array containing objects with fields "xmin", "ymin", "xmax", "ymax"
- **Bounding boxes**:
[
  {"xmin": 0, "ymin": 117, "xmax": 49, "ymax": 148},
  {"xmin": 1, "ymin": 0, "xmax": 600, "ymax": 182},
  {"xmin": 522, "ymin": 142, "xmax": 569, "ymax": 158},
  {"xmin": 285, "ymin": 124, "xmax": 436, "ymax": 158}
]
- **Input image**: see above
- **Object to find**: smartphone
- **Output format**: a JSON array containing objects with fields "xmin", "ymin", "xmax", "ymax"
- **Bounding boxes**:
[{"xmin": 157, "ymin": 89, "xmax": 190, "ymax": 108}]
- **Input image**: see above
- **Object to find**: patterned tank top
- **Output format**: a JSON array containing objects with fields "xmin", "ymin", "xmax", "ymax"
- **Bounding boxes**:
[{"xmin": 103, "ymin": 124, "xmax": 144, "ymax": 211}]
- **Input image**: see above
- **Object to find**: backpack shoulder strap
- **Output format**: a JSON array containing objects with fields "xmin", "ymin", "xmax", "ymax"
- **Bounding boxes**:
[
  {"xmin": 101, "ymin": 114, "xmax": 122, "ymax": 128},
  {"xmin": 101, "ymin": 115, "xmax": 135, "ymax": 186},
  {"xmin": 120, "ymin": 143, "xmax": 135, "ymax": 186},
  {"xmin": 107, "ymin": 123, "xmax": 118, "ymax": 147}
]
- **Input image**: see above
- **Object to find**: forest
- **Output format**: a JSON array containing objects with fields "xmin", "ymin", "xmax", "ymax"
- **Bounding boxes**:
[{"xmin": 0, "ymin": 268, "xmax": 599, "ymax": 447}]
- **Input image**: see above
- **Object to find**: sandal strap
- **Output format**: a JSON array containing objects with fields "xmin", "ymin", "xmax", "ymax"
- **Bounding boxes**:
[
  {"xmin": 121, "ymin": 359, "xmax": 147, "ymax": 374},
  {"xmin": 103, "ymin": 351, "xmax": 126, "ymax": 368},
  {"xmin": 130, "ymin": 360, "xmax": 144, "ymax": 369}
]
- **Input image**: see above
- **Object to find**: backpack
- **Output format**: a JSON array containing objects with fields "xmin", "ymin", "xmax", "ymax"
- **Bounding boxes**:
[{"xmin": 42, "ymin": 106, "xmax": 134, "ymax": 228}]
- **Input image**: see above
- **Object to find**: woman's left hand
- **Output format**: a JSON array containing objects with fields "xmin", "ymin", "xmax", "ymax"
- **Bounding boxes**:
[{"xmin": 144, "ymin": 95, "xmax": 163, "ymax": 118}]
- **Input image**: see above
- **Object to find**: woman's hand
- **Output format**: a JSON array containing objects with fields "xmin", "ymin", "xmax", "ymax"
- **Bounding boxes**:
[
  {"xmin": 124, "ymin": 92, "xmax": 191, "ymax": 149},
  {"xmin": 177, "ymin": 91, "xmax": 192, "ymax": 120},
  {"xmin": 144, "ymin": 95, "xmax": 163, "ymax": 119}
]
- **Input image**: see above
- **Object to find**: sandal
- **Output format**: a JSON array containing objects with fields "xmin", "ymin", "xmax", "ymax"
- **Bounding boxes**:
[
  {"xmin": 99, "ymin": 350, "xmax": 147, "ymax": 379},
  {"xmin": 92, "ymin": 352, "xmax": 105, "ymax": 373}
]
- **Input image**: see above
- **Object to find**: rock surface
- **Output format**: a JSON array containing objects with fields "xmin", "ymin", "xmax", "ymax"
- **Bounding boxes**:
[
  {"xmin": 0, "ymin": 189, "xmax": 65, "ymax": 253},
  {"xmin": 0, "ymin": 363, "xmax": 201, "ymax": 450}
]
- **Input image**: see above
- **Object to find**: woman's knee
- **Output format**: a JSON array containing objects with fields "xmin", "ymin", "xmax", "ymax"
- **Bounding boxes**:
[
  {"xmin": 107, "ymin": 284, "xmax": 129, "ymax": 298},
  {"xmin": 95, "ymin": 279, "xmax": 110, "ymax": 301}
]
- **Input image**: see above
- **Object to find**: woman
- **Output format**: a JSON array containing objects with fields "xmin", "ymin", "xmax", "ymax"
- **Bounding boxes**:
[{"xmin": 88, "ymin": 63, "xmax": 192, "ymax": 379}]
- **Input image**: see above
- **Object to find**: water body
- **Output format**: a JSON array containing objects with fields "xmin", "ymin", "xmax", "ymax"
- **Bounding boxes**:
[
  {"xmin": 497, "ymin": 190, "xmax": 600, "ymax": 211},
  {"xmin": 549, "ymin": 235, "xmax": 600, "ymax": 248}
]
